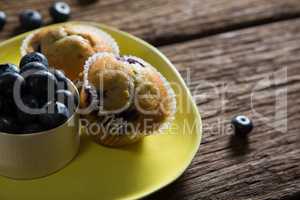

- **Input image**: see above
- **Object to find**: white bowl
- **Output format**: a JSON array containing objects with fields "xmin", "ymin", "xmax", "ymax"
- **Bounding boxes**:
[{"xmin": 0, "ymin": 81, "xmax": 80, "ymax": 179}]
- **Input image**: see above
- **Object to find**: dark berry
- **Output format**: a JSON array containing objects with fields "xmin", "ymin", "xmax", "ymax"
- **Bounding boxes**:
[
  {"xmin": 25, "ymin": 70, "xmax": 57, "ymax": 99},
  {"xmin": 125, "ymin": 58, "xmax": 145, "ymax": 67},
  {"xmin": 53, "ymin": 69, "xmax": 68, "ymax": 89},
  {"xmin": 0, "ymin": 116, "xmax": 16, "ymax": 133},
  {"xmin": 0, "ymin": 72, "xmax": 25, "ymax": 96},
  {"xmin": 56, "ymin": 89, "xmax": 78, "ymax": 112},
  {"xmin": 39, "ymin": 102, "xmax": 70, "ymax": 129},
  {"xmin": 0, "ymin": 11, "xmax": 6, "ymax": 30},
  {"xmin": 0, "ymin": 63, "xmax": 19, "ymax": 75},
  {"xmin": 20, "ymin": 52, "xmax": 49, "ymax": 68},
  {"xmin": 231, "ymin": 115, "xmax": 253, "ymax": 136},
  {"xmin": 0, "ymin": 97, "xmax": 18, "ymax": 115},
  {"xmin": 16, "ymin": 94, "xmax": 40, "ymax": 124},
  {"xmin": 24, "ymin": 123, "xmax": 44, "ymax": 133},
  {"xmin": 0, "ymin": 96, "xmax": 3, "ymax": 111},
  {"xmin": 56, "ymin": 89, "xmax": 73, "ymax": 105},
  {"xmin": 19, "ymin": 9, "xmax": 43, "ymax": 30},
  {"xmin": 49, "ymin": 2, "xmax": 71, "ymax": 22},
  {"xmin": 20, "ymin": 62, "xmax": 48, "ymax": 74}
]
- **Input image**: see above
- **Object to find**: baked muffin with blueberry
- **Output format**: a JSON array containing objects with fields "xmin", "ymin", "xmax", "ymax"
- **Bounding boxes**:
[
  {"xmin": 80, "ymin": 53, "xmax": 176, "ymax": 147},
  {"xmin": 21, "ymin": 24, "xmax": 119, "ymax": 80}
]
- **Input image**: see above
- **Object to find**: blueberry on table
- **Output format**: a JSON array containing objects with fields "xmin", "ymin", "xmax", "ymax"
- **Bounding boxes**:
[
  {"xmin": 0, "ymin": 63, "xmax": 19, "ymax": 75},
  {"xmin": 19, "ymin": 9, "xmax": 43, "ymax": 30},
  {"xmin": 49, "ymin": 2, "xmax": 71, "ymax": 22},
  {"xmin": 231, "ymin": 115, "xmax": 253, "ymax": 136},
  {"xmin": 20, "ymin": 52, "xmax": 49, "ymax": 68},
  {"xmin": 24, "ymin": 70, "xmax": 58, "ymax": 99},
  {"xmin": 39, "ymin": 102, "xmax": 71, "ymax": 129},
  {"xmin": 0, "ymin": 11, "xmax": 6, "ymax": 30},
  {"xmin": 16, "ymin": 94, "xmax": 40, "ymax": 124},
  {"xmin": 0, "ymin": 72, "xmax": 25, "ymax": 96},
  {"xmin": 53, "ymin": 69, "xmax": 68, "ymax": 89},
  {"xmin": 20, "ymin": 62, "xmax": 48, "ymax": 74}
]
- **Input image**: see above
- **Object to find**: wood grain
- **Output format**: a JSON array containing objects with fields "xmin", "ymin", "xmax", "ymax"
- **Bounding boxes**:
[
  {"xmin": 0, "ymin": 1, "xmax": 300, "ymax": 199},
  {"xmin": 145, "ymin": 19, "xmax": 300, "ymax": 200},
  {"xmin": 1, "ymin": 0, "xmax": 300, "ymax": 45}
]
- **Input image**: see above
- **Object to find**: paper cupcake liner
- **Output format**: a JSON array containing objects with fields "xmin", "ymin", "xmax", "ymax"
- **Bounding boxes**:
[
  {"xmin": 82, "ymin": 25, "xmax": 120, "ymax": 56},
  {"xmin": 20, "ymin": 25, "xmax": 120, "ymax": 57},
  {"xmin": 82, "ymin": 53, "xmax": 176, "ymax": 145},
  {"xmin": 123, "ymin": 55, "xmax": 177, "ymax": 134},
  {"xmin": 20, "ymin": 30, "xmax": 38, "ymax": 56}
]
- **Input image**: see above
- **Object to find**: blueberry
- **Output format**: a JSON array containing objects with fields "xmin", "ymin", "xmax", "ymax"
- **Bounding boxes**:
[
  {"xmin": 231, "ymin": 115, "xmax": 253, "ymax": 136},
  {"xmin": 49, "ymin": 2, "xmax": 71, "ymax": 22},
  {"xmin": 0, "ymin": 97, "xmax": 18, "ymax": 115},
  {"xmin": 20, "ymin": 52, "xmax": 49, "ymax": 68},
  {"xmin": 16, "ymin": 94, "xmax": 40, "ymax": 124},
  {"xmin": 56, "ymin": 89, "xmax": 78, "ymax": 111},
  {"xmin": 39, "ymin": 102, "xmax": 70, "ymax": 129},
  {"xmin": 0, "ymin": 72, "xmax": 25, "ymax": 96},
  {"xmin": 0, "ymin": 11, "xmax": 6, "ymax": 30},
  {"xmin": 25, "ymin": 70, "xmax": 57, "ymax": 100},
  {"xmin": 19, "ymin": 9, "xmax": 43, "ymax": 30},
  {"xmin": 0, "ymin": 96, "xmax": 3, "ymax": 111},
  {"xmin": 20, "ymin": 62, "xmax": 48, "ymax": 74},
  {"xmin": 0, "ymin": 63, "xmax": 19, "ymax": 75},
  {"xmin": 52, "ymin": 69, "xmax": 68, "ymax": 89},
  {"xmin": 0, "ymin": 95, "xmax": 11, "ymax": 115},
  {"xmin": 0, "ymin": 116, "xmax": 16, "ymax": 133},
  {"xmin": 24, "ymin": 123, "xmax": 44, "ymax": 133}
]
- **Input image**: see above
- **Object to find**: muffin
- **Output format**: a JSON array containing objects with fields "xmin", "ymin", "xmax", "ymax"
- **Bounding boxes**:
[
  {"xmin": 80, "ymin": 53, "xmax": 176, "ymax": 147},
  {"xmin": 21, "ymin": 24, "xmax": 119, "ymax": 80}
]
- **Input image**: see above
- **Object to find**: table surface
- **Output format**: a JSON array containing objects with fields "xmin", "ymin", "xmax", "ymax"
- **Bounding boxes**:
[{"xmin": 0, "ymin": 0, "xmax": 299, "ymax": 200}]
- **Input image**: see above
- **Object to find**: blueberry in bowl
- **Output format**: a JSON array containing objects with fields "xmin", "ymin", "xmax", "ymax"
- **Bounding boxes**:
[
  {"xmin": 52, "ymin": 69, "xmax": 68, "ymax": 90},
  {"xmin": 0, "ymin": 52, "xmax": 80, "ymax": 179},
  {"xmin": 0, "ymin": 63, "xmax": 19, "ymax": 75},
  {"xmin": 20, "ymin": 61, "xmax": 48, "ymax": 73},
  {"xmin": 20, "ymin": 52, "xmax": 49, "ymax": 68}
]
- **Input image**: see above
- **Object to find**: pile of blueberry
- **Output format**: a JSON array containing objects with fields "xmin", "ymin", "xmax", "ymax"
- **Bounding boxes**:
[
  {"xmin": 0, "ymin": 2, "xmax": 71, "ymax": 31},
  {"xmin": 0, "ymin": 52, "xmax": 78, "ymax": 134}
]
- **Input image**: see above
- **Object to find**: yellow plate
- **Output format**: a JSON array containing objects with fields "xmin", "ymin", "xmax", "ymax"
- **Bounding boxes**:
[{"xmin": 0, "ymin": 22, "xmax": 202, "ymax": 200}]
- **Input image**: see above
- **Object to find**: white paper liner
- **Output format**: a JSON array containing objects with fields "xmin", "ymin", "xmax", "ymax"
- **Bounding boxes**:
[
  {"xmin": 124, "ymin": 55, "xmax": 177, "ymax": 134},
  {"xmin": 20, "ymin": 30, "xmax": 38, "ymax": 56},
  {"xmin": 20, "ymin": 24, "xmax": 120, "ymax": 57},
  {"xmin": 81, "ymin": 25, "xmax": 120, "ymax": 55},
  {"xmin": 83, "ymin": 53, "xmax": 177, "ymax": 137}
]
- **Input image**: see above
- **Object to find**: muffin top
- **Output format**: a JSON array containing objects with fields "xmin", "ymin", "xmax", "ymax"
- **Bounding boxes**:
[
  {"xmin": 21, "ymin": 24, "xmax": 119, "ymax": 80},
  {"xmin": 85, "ymin": 53, "xmax": 135, "ymax": 114}
]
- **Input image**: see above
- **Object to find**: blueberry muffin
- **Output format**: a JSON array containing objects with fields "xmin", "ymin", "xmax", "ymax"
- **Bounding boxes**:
[
  {"xmin": 21, "ymin": 24, "xmax": 119, "ymax": 80},
  {"xmin": 80, "ymin": 53, "xmax": 176, "ymax": 147}
]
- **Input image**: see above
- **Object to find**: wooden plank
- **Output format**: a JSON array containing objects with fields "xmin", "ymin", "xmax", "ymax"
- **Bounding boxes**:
[
  {"xmin": 1, "ymin": 0, "xmax": 300, "ymax": 45},
  {"xmin": 146, "ymin": 19, "xmax": 300, "ymax": 199}
]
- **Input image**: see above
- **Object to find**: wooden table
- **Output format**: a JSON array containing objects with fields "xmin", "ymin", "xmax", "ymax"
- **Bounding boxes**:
[{"xmin": 0, "ymin": 0, "xmax": 299, "ymax": 199}]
